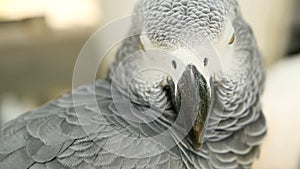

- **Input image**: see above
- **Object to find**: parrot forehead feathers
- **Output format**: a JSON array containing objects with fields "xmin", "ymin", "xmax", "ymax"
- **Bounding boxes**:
[{"xmin": 137, "ymin": 0, "xmax": 231, "ymax": 46}]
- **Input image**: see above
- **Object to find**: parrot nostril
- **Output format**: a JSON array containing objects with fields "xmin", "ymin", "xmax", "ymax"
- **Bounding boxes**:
[
  {"xmin": 171, "ymin": 60, "xmax": 177, "ymax": 69},
  {"xmin": 204, "ymin": 58, "xmax": 208, "ymax": 67}
]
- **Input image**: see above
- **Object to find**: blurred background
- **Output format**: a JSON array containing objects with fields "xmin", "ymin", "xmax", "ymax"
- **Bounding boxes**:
[{"xmin": 0, "ymin": 0, "xmax": 299, "ymax": 168}]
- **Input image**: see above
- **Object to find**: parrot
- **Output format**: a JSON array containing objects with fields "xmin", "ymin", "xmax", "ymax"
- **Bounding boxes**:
[{"xmin": 0, "ymin": 0, "xmax": 267, "ymax": 169}]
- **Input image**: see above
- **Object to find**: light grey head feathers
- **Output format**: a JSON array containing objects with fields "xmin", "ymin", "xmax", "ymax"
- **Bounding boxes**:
[{"xmin": 136, "ymin": 0, "xmax": 231, "ymax": 47}]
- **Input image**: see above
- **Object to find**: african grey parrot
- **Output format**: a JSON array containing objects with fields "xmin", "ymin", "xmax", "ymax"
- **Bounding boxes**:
[{"xmin": 0, "ymin": 0, "xmax": 266, "ymax": 169}]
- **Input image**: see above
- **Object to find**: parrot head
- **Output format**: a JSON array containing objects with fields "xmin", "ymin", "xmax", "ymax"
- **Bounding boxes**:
[{"xmin": 134, "ymin": 0, "xmax": 237, "ymax": 150}]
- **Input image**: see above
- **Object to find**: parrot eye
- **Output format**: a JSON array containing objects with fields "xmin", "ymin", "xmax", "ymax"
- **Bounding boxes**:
[
  {"xmin": 139, "ymin": 39, "xmax": 145, "ymax": 51},
  {"xmin": 228, "ymin": 34, "xmax": 235, "ymax": 45}
]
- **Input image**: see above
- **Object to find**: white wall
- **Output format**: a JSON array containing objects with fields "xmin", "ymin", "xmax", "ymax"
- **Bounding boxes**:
[
  {"xmin": 253, "ymin": 55, "xmax": 300, "ymax": 169},
  {"xmin": 239, "ymin": 0, "xmax": 294, "ymax": 66},
  {"xmin": 100, "ymin": 0, "xmax": 139, "ymax": 24}
]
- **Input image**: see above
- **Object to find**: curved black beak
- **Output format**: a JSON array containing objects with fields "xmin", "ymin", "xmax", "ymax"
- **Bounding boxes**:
[{"xmin": 174, "ymin": 64, "xmax": 211, "ymax": 150}]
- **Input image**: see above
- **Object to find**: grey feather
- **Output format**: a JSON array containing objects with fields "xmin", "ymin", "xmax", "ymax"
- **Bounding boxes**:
[
  {"xmin": 0, "ymin": 147, "xmax": 34, "ymax": 169},
  {"xmin": 29, "ymin": 163, "xmax": 46, "ymax": 169},
  {"xmin": 26, "ymin": 137, "xmax": 63, "ymax": 163},
  {"xmin": 46, "ymin": 160, "xmax": 72, "ymax": 169}
]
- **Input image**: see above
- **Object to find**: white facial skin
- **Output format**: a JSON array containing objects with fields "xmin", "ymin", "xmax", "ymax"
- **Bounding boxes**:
[
  {"xmin": 139, "ymin": 19, "xmax": 235, "ymax": 88},
  {"xmin": 214, "ymin": 20, "xmax": 236, "ymax": 74}
]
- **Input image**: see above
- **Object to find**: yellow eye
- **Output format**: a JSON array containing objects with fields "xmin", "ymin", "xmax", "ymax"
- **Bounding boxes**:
[
  {"xmin": 228, "ymin": 34, "xmax": 235, "ymax": 45},
  {"xmin": 139, "ymin": 40, "xmax": 145, "ymax": 51}
]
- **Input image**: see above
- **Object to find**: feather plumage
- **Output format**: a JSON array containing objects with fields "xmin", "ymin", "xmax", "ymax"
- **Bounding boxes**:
[{"xmin": 0, "ymin": 0, "xmax": 266, "ymax": 168}]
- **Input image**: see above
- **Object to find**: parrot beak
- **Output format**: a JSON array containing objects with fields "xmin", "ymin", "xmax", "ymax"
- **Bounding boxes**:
[{"xmin": 174, "ymin": 64, "xmax": 211, "ymax": 150}]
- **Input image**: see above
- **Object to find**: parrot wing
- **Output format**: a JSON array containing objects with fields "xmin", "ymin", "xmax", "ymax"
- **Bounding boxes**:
[{"xmin": 0, "ymin": 80, "xmax": 184, "ymax": 169}]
